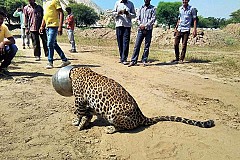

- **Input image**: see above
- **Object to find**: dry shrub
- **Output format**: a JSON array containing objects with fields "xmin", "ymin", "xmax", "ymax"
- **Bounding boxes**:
[{"xmin": 223, "ymin": 23, "xmax": 240, "ymax": 36}]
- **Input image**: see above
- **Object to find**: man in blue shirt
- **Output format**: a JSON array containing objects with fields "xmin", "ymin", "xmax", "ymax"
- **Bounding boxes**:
[
  {"xmin": 172, "ymin": 0, "xmax": 197, "ymax": 64},
  {"xmin": 128, "ymin": 0, "xmax": 156, "ymax": 67},
  {"xmin": 113, "ymin": 0, "xmax": 136, "ymax": 65}
]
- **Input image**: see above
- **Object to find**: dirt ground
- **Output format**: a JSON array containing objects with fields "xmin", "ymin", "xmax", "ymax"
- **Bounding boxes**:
[{"xmin": 0, "ymin": 36, "xmax": 240, "ymax": 160}]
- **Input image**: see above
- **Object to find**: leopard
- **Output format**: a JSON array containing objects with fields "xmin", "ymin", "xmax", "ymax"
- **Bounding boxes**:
[{"xmin": 69, "ymin": 67, "xmax": 214, "ymax": 134}]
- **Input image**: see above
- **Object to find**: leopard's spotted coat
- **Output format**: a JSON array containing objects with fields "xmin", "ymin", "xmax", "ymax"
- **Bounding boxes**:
[{"xmin": 69, "ymin": 67, "xmax": 214, "ymax": 133}]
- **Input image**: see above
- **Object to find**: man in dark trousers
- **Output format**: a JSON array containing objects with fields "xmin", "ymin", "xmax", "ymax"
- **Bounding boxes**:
[
  {"xmin": 24, "ymin": 0, "xmax": 48, "ymax": 61},
  {"xmin": 112, "ymin": 0, "xmax": 136, "ymax": 65}
]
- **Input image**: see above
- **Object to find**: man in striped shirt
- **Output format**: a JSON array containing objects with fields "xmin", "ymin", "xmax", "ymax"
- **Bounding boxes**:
[{"xmin": 128, "ymin": 0, "xmax": 156, "ymax": 67}]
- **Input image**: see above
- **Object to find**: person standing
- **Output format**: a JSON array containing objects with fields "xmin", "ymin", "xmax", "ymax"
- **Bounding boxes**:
[
  {"xmin": 13, "ymin": 5, "xmax": 31, "ymax": 49},
  {"xmin": 112, "ymin": 0, "xmax": 136, "ymax": 65},
  {"xmin": 64, "ymin": 7, "xmax": 76, "ymax": 53},
  {"xmin": 24, "ymin": 0, "xmax": 48, "ymax": 61},
  {"xmin": 40, "ymin": 0, "xmax": 71, "ymax": 69},
  {"xmin": 172, "ymin": 0, "xmax": 197, "ymax": 64},
  {"xmin": 0, "ymin": 11, "xmax": 18, "ymax": 76},
  {"xmin": 128, "ymin": 0, "xmax": 156, "ymax": 67}
]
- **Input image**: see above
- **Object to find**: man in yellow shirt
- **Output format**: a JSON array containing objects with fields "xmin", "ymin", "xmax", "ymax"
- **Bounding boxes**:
[
  {"xmin": 0, "ymin": 11, "xmax": 18, "ymax": 76},
  {"xmin": 40, "ymin": 0, "xmax": 70, "ymax": 69}
]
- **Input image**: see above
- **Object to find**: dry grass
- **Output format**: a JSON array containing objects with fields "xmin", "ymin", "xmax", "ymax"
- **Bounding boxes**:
[{"xmin": 46, "ymin": 27, "xmax": 240, "ymax": 79}]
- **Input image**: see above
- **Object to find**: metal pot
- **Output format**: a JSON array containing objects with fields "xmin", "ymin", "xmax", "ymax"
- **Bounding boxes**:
[{"xmin": 52, "ymin": 65, "xmax": 74, "ymax": 97}]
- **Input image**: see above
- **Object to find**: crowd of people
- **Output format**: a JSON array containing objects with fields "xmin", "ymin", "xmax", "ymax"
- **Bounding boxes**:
[
  {"xmin": 0, "ymin": 0, "xmax": 197, "ymax": 77},
  {"xmin": 114, "ymin": 0, "xmax": 197, "ymax": 67}
]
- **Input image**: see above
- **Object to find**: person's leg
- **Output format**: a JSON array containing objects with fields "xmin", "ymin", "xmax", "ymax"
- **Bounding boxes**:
[
  {"xmin": 40, "ymin": 29, "xmax": 48, "ymax": 57},
  {"xmin": 21, "ymin": 27, "xmax": 26, "ymax": 49},
  {"xmin": 116, "ymin": 27, "xmax": 124, "ymax": 62},
  {"xmin": 26, "ymin": 30, "xmax": 30, "ymax": 47},
  {"xmin": 46, "ymin": 27, "xmax": 58, "ymax": 64},
  {"xmin": 53, "ymin": 40, "xmax": 71, "ymax": 67},
  {"xmin": 122, "ymin": 27, "xmax": 131, "ymax": 62},
  {"xmin": 0, "ymin": 44, "xmax": 18, "ymax": 69},
  {"xmin": 174, "ymin": 30, "xmax": 181, "ymax": 61},
  {"xmin": 180, "ymin": 31, "xmax": 190, "ymax": 61},
  {"xmin": 130, "ymin": 30, "xmax": 144, "ymax": 64},
  {"xmin": 69, "ymin": 29, "xmax": 76, "ymax": 51},
  {"xmin": 141, "ymin": 29, "xmax": 153, "ymax": 63},
  {"xmin": 54, "ymin": 40, "xmax": 68, "ymax": 62},
  {"xmin": 31, "ymin": 31, "xmax": 41, "ymax": 57}
]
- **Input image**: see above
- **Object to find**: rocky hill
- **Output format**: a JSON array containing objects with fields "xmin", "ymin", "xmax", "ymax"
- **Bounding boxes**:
[{"xmin": 61, "ymin": 0, "xmax": 104, "ymax": 14}]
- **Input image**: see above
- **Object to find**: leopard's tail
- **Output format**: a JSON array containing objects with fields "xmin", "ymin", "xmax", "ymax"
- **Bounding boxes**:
[{"xmin": 143, "ymin": 116, "xmax": 215, "ymax": 128}]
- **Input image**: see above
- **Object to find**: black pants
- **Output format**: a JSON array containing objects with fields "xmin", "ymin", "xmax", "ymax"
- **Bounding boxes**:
[
  {"xmin": 116, "ymin": 26, "xmax": 131, "ymax": 62},
  {"xmin": 31, "ymin": 30, "xmax": 48, "ymax": 57}
]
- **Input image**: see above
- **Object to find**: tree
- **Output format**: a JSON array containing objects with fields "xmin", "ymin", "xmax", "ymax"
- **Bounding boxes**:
[
  {"xmin": 68, "ymin": 3, "xmax": 99, "ymax": 27},
  {"xmin": 229, "ymin": 9, "xmax": 240, "ymax": 23},
  {"xmin": 197, "ymin": 16, "xmax": 228, "ymax": 28},
  {"xmin": 197, "ymin": 16, "xmax": 210, "ymax": 28},
  {"xmin": 0, "ymin": 0, "xmax": 5, "ymax": 13},
  {"xmin": 156, "ymin": 1, "xmax": 181, "ymax": 29},
  {"xmin": 1, "ymin": 0, "xmax": 27, "ymax": 25}
]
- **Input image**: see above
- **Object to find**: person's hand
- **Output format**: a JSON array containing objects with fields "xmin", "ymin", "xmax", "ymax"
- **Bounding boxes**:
[
  {"xmin": 0, "ymin": 42, "xmax": 5, "ymax": 55},
  {"xmin": 58, "ymin": 27, "xmax": 62, "ymax": 36},
  {"xmin": 118, "ymin": 10, "xmax": 123, "ymax": 15},
  {"xmin": 139, "ymin": 24, "xmax": 145, "ymax": 30},
  {"xmin": 26, "ymin": 28, "xmax": 30, "ymax": 35},
  {"xmin": 39, "ymin": 26, "xmax": 44, "ymax": 34},
  {"xmin": 192, "ymin": 29, "xmax": 197, "ymax": 38},
  {"xmin": 174, "ymin": 28, "xmax": 178, "ymax": 36},
  {"xmin": 124, "ymin": 9, "xmax": 129, "ymax": 15}
]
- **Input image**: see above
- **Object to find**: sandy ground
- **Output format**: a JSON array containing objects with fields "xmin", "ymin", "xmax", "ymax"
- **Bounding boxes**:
[{"xmin": 0, "ymin": 37, "xmax": 240, "ymax": 160}]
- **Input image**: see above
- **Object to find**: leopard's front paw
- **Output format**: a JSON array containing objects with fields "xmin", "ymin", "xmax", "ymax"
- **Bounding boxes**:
[
  {"xmin": 72, "ymin": 118, "xmax": 80, "ymax": 126},
  {"xmin": 78, "ymin": 116, "xmax": 90, "ymax": 130}
]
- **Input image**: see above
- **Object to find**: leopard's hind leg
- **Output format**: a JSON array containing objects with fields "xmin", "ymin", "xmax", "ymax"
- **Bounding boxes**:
[
  {"xmin": 105, "ymin": 125, "xmax": 122, "ymax": 134},
  {"xmin": 105, "ymin": 115, "xmax": 138, "ymax": 134}
]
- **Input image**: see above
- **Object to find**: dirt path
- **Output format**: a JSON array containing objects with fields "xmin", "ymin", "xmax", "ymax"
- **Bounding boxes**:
[{"xmin": 0, "ymin": 38, "xmax": 239, "ymax": 159}]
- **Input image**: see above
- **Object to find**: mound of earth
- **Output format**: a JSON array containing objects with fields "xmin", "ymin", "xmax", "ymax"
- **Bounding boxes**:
[{"xmin": 75, "ymin": 24, "xmax": 240, "ymax": 47}]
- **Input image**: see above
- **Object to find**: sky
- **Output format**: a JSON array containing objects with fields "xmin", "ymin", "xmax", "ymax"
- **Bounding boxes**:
[{"xmin": 92, "ymin": 0, "xmax": 240, "ymax": 19}]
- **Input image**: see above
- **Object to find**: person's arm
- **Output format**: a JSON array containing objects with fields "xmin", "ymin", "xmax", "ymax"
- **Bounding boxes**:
[
  {"xmin": 57, "ymin": 8, "xmax": 64, "ymax": 35},
  {"xmin": 128, "ymin": 2, "xmax": 136, "ymax": 18},
  {"xmin": 112, "ymin": 2, "xmax": 120, "ymax": 17},
  {"xmin": 39, "ymin": 19, "xmax": 46, "ymax": 34},
  {"xmin": 175, "ymin": 19, "xmax": 180, "ymax": 31},
  {"xmin": 13, "ymin": 9, "xmax": 20, "ymax": 17},
  {"xmin": 6, "ymin": 37, "xmax": 15, "ymax": 44},
  {"xmin": 23, "ymin": 7, "xmax": 30, "ymax": 34},
  {"xmin": 0, "ymin": 37, "xmax": 15, "ymax": 54},
  {"xmin": 64, "ymin": 16, "xmax": 68, "ymax": 24},
  {"xmin": 192, "ymin": 8, "xmax": 197, "ymax": 38},
  {"xmin": 192, "ymin": 18, "xmax": 197, "ymax": 37},
  {"xmin": 68, "ymin": 15, "xmax": 74, "ymax": 25}
]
